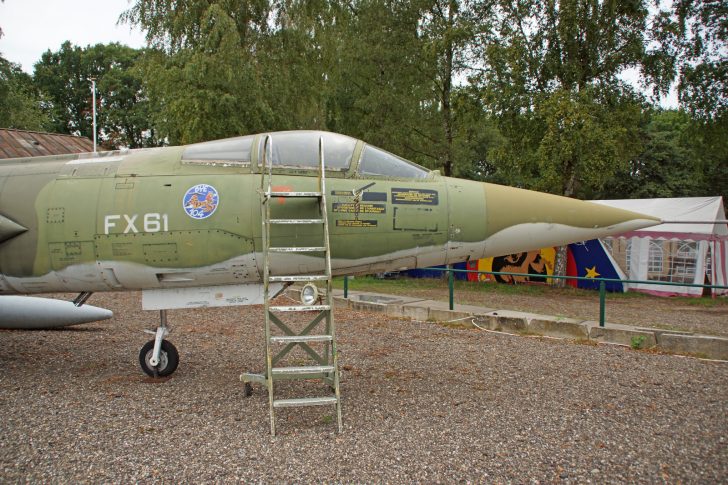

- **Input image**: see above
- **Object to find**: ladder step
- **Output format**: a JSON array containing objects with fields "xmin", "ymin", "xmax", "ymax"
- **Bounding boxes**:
[
  {"xmin": 270, "ymin": 335, "xmax": 333, "ymax": 344},
  {"xmin": 269, "ymin": 305, "xmax": 330, "ymax": 312},
  {"xmin": 272, "ymin": 365, "xmax": 335, "ymax": 376},
  {"xmin": 268, "ymin": 191, "xmax": 322, "ymax": 198},
  {"xmin": 269, "ymin": 218, "xmax": 324, "ymax": 225},
  {"xmin": 273, "ymin": 397, "xmax": 337, "ymax": 408},
  {"xmin": 268, "ymin": 275, "xmax": 328, "ymax": 282},
  {"xmin": 269, "ymin": 247, "xmax": 326, "ymax": 253}
]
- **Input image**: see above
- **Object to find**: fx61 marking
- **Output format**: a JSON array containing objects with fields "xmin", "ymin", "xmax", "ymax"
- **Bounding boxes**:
[{"xmin": 104, "ymin": 213, "xmax": 169, "ymax": 234}]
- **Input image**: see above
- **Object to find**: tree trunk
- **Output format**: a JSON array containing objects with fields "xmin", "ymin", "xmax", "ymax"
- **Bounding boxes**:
[
  {"xmin": 440, "ymin": 0, "xmax": 456, "ymax": 177},
  {"xmin": 553, "ymin": 245, "xmax": 569, "ymax": 287},
  {"xmin": 552, "ymin": 160, "xmax": 576, "ymax": 287}
]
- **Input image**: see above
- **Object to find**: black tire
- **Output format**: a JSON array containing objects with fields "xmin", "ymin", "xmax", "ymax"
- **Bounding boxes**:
[{"xmin": 139, "ymin": 339, "xmax": 179, "ymax": 377}]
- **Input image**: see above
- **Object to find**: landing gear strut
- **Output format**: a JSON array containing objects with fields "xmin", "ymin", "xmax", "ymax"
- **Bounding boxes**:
[{"xmin": 139, "ymin": 310, "xmax": 179, "ymax": 377}]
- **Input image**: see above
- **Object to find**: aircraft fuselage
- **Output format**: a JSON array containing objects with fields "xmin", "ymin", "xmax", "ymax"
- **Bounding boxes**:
[{"xmin": 0, "ymin": 131, "xmax": 658, "ymax": 298}]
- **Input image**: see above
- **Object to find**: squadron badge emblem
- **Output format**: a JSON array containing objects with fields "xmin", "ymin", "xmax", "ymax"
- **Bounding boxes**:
[{"xmin": 183, "ymin": 184, "xmax": 219, "ymax": 219}]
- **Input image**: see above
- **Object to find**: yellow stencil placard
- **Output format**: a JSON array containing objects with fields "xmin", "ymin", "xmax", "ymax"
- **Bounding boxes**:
[
  {"xmin": 332, "ymin": 203, "xmax": 386, "ymax": 214},
  {"xmin": 335, "ymin": 219, "xmax": 378, "ymax": 228}
]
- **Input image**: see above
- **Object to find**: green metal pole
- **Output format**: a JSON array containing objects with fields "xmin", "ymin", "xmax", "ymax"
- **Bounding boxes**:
[
  {"xmin": 599, "ymin": 280, "xmax": 606, "ymax": 327},
  {"xmin": 448, "ymin": 266, "xmax": 454, "ymax": 311},
  {"xmin": 343, "ymin": 275, "xmax": 348, "ymax": 299}
]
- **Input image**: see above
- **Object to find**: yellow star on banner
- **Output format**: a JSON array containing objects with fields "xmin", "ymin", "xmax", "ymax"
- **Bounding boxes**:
[{"xmin": 585, "ymin": 266, "xmax": 600, "ymax": 278}]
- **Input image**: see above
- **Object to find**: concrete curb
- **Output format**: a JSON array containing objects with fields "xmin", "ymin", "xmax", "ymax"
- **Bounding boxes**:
[
  {"xmin": 588, "ymin": 325, "xmax": 658, "ymax": 349},
  {"xmin": 658, "ymin": 334, "xmax": 728, "ymax": 360},
  {"xmin": 530, "ymin": 317, "xmax": 589, "ymax": 340},
  {"xmin": 287, "ymin": 288, "xmax": 728, "ymax": 361}
]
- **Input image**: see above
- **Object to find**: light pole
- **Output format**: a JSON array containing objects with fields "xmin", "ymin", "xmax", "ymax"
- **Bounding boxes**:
[{"xmin": 90, "ymin": 78, "xmax": 97, "ymax": 153}]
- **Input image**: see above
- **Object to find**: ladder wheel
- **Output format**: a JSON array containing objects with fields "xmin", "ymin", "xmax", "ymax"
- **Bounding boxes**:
[{"xmin": 243, "ymin": 382, "xmax": 253, "ymax": 397}]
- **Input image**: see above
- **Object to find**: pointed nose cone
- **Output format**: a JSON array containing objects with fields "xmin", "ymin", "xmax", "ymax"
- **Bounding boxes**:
[{"xmin": 481, "ymin": 183, "xmax": 660, "ymax": 257}]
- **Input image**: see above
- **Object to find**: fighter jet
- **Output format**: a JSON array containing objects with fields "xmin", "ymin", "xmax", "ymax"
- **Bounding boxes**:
[{"xmin": 0, "ymin": 130, "xmax": 659, "ymax": 375}]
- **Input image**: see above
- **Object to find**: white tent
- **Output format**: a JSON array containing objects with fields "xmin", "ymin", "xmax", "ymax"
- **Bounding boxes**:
[{"xmin": 594, "ymin": 197, "xmax": 728, "ymax": 297}]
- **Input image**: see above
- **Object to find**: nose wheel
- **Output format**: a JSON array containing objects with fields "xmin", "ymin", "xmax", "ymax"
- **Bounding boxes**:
[
  {"xmin": 139, "ymin": 309, "xmax": 179, "ymax": 377},
  {"xmin": 139, "ymin": 339, "xmax": 179, "ymax": 377}
]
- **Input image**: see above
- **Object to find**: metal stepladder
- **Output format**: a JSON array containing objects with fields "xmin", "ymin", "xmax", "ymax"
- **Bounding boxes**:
[{"xmin": 241, "ymin": 135, "xmax": 342, "ymax": 436}]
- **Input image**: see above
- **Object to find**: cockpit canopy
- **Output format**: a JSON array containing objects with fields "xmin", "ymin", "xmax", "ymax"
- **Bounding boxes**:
[{"xmin": 182, "ymin": 130, "xmax": 430, "ymax": 179}]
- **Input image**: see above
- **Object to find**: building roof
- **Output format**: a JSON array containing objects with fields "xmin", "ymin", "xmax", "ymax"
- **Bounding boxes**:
[{"xmin": 0, "ymin": 128, "xmax": 94, "ymax": 159}]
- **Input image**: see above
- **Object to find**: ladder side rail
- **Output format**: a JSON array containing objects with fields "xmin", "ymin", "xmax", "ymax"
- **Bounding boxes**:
[
  {"xmin": 317, "ymin": 137, "xmax": 331, "ymax": 367},
  {"xmin": 261, "ymin": 134, "xmax": 276, "ymax": 435},
  {"xmin": 318, "ymin": 136, "xmax": 343, "ymax": 432}
]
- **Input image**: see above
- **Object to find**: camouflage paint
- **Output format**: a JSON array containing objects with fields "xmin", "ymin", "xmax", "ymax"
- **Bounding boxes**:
[{"xmin": 0, "ymin": 132, "xmax": 659, "ymax": 295}]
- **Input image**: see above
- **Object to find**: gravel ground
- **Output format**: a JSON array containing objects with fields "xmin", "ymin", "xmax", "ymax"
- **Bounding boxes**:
[{"xmin": 1, "ymin": 291, "xmax": 727, "ymax": 483}]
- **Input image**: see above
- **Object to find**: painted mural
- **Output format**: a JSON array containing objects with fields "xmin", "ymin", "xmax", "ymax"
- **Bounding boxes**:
[{"xmin": 468, "ymin": 248, "xmax": 556, "ymax": 284}]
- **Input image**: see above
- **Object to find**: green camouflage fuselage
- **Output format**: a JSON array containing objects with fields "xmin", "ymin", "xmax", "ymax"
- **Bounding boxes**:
[{"xmin": 0, "ymin": 132, "xmax": 658, "ymax": 295}]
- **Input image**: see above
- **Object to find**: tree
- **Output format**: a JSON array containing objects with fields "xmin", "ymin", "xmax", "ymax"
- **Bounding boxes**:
[
  {"xmin": 534, "ymin": 86, "xmax": 643, "ymax": 198},
  {"xmin": 476, "ymin": 0, "xmax": 650, "ymax": 196},
  {"xmin": 324, "ymin": 0, "xmax": 491, "ymax": 176},
  {"xmin": 0, "ymin": 56, "xmax": 49, "ymax": 131},
  {"xmin": 416, "ymin": 0, "xmax": 483, "ymax": 176},
  {"xmin": 331, "ymin": 0, "xmax": 440, "ymax": 165},
  {"xmin": 682, "ymin": 112, "xmax": 728, "ymax": 199},
  {"xmin": 649, "ymin": 0, "xmax": 727, "ymax": 120},
  {"xmin": 122, "ymin": 0, "xmax": 493, "ymax": 175},
  {"xmin": 600, "ymin": 109, "xmax": 706, "ymax": 198},
  {"xmin": 123, "ymin": 1, "xmax": 272, "ymax": 143},
  {"xmin": 472, "ymin": 0, "xmax": 654, "ymax": 282},
  {"xmin": 258, "ymin": 0, "xmax": 349, "ymax": 132},
  {"xmin": 33, "ymin": 42, "xmax": 155, "ymax": 148}
]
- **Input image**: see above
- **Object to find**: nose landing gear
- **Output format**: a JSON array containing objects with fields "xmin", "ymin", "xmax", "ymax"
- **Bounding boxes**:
[{"xmin": 139, "ymin": 310, "xmax": 179, "ymax": 377}]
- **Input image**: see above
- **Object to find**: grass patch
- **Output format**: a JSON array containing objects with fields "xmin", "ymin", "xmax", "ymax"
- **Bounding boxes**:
[
  {"xmin": 334, "ymin": 275, "xmax": 727, "ymax": 306},
  {"xmin": 682, "ymin": 297, "xmax": 728, "ymax": 308},
  {"xmin": 630, "ymin": 335, "xmax": 647, "ymax": 350},
  {"xmin": 335, "ymin": 275, "xmax": 551, "ymax": 297}
]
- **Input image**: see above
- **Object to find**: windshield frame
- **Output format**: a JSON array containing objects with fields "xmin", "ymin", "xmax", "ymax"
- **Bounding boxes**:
[
  {"xmin": 353, "ymin": 144, "xmax": 432, "ymax": 180},
  {"xmin": 252, "ymin": 131, "xmax": 362, "ymax": 177}
]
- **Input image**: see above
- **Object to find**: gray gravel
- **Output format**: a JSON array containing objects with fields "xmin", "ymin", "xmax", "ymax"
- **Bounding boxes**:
[{"xmin": 1, "ymin": 291, "xmax": 726, "ymax": 483}]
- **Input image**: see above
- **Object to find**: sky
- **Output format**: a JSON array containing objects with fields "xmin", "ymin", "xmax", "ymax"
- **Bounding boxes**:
[{"xmin": 0, "ymin": 0, "xmax": 146, "ymax": 73}]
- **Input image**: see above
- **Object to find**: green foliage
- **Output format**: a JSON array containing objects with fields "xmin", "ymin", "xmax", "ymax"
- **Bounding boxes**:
[
  {"xmin": 630, "ymin": 335, "xmax": 646, "ymax": 350},
  {"xmin": 601, "ymin": 110, "xmax": 701, "ymax": 198},
  {"xmin": 333, "ymin": 0, "xmax": 441, "ymax": 168},
  {"xmin": 600, "ymin": 109, "xmax": 727, "ymax": 199},
  {"xmin": 0, "ymin": 56, "xmax": 49, "ymax": 131},
  {"xmin": 477, "ymin": 0, "xmax": 651, "ymax": 197},
  {"xmin": 140, "ymin": 4, "xmax": 270, "ymax": 143},
  {"xmin": 33, "ymin": 42, "xmax": 156, "ymax": 148},
  {"xmin": 120, "ymin": 0, "xmax": 270, "ymax": 53},
  {"xmin": 260, "ymin": 0, "xmax": 347, "ymax": 132},
  {"xmin": 685, "ymin": 114, "xmax": 728, "ymax": 199},
  {"xmin": 648, "ymin": 0, "xmax": 727, "ymax": 120},
  {"xmin": 534, "ymin": 87, "xmax": 643, "ymax": 197},
  {"xmin": 109, "ymin": 0, "xmax": 724, "ymax": 201}
]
